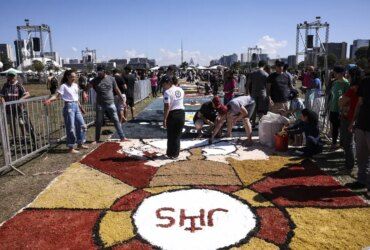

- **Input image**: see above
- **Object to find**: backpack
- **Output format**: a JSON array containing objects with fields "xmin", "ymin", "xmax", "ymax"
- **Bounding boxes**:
[{"xmin": 50, "ymin": 77, "xmax": 58, "ymax": 89}]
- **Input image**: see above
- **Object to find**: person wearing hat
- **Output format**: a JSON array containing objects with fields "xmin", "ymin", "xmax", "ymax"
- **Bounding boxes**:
[
  {"xmin": 329, "ymin": 65, "xmax": 350, "ymax": 150},
  {"xmin": 84, "ymin": 65, "xmax": 127, "ymax": 143},
  {"xmin": 225, "ymin": 95, "xmax": 256, "ymax": 145},
  {"xmin": 266, "ymin": 60, "xmax": 294, "ymax": 116},
  {"xmin": 193, "ymin": 96, "xmax": 222, "ymax": 138},
  {"xmin": 163, "ymin": 75, "xmax": 185, "ymax": 158},
  {"xmin": 0, "ymin": 71, "xmax": 31, "ymax": 141}
]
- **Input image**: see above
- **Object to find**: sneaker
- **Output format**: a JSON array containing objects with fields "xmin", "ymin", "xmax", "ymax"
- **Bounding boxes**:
[{"xmin": 345, "ymin": 181, "xmax": 366, "ymax": 190}]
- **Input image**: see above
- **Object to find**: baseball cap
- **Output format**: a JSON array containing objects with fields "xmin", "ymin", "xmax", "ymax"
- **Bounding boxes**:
[
  {"xmin": 212, "ymin": 96, "xmax": 221, "ymax": 108},
  {"xmin": 7, "ymin": 70, "xmax": 17, "ymax": 77}
]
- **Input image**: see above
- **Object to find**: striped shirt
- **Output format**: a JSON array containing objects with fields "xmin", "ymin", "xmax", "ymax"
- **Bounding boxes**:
[{"xmin": 0, "ymin": 81, "xmax": 28, "ymax": 102}]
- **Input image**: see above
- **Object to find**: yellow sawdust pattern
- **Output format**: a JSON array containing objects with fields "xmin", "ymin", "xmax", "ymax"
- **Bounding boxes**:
[
  {"xmin": 144, "ymin": 186, "xmax": 191, "ymax": 194},
  {"xmin": 233, "ymin": 188, "xmax": 274, "ymax": 207},
  {"xmin": 29, "ymin": 163, "xmax": 135, "ymax": 209},
  {"xmin": 231, "ymin": 237, "xmax": 279, "ymax": 250},
  {"xmin": 150, "ymin": 160, "xmax": 242, "ymax": 186},
  {"xmin": 99, "ymin": 211, "xmax": 134, "ymax": 248},
  {"xmin": 188, "ymin": 148, "xmax": 204, "ymax": 160},
  {"xmin": 287, "ymin": 207, "xmax": 370, "ymax": 250},
  {"xmin": 229, "ymin": 156, "xmax": 298, "ymax": 186}
]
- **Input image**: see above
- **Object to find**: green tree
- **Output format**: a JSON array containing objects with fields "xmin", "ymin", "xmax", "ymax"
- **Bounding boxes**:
[
  {"xmin": 298, "ymin": 61, "xmax": 305, "ymax": 70},
  {"xmin": 356, "ymin": 58, "xmax": 368, "ymax": 70},
  {"xmin": 355, "ymin": 47, "xmax": 368, "ymax": 60},
  {"xmin": 231, "ymin": 61, "xmax": 241, "ymax": 71},
  {"xmin": 0, "ymin": 54, "xmax": 13, "ymax": 70},
  {"xmin": 180, "ymin": 61, "xmax": 188, "ymax": 70},
  {"xmin": 32, "ymin": 60, "xmax": 44, "ymax": 73},
  {"xmin": 317, "ymin": 53, "xmax": 337, "ymax": 69}
]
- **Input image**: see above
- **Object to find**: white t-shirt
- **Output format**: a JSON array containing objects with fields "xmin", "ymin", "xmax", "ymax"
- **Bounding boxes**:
[
  {"xmin": 163, "ymin": 85, "xmax": 185, "ymax": 111},
  {"xmin": 58, "ymin": 83, "xmax": 79, "ymax": 102}
]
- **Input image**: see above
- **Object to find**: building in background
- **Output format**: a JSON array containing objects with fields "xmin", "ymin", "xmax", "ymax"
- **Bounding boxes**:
[
  {"xmin": 109, "ymin": 59, "xmax": 127, "ymax": 69},
  {"xmin": 350, "ymin": 39, "xmax": 370, "ymax": 59},
  {"xmin": 240, "ymin": 53, "xmax": 248, "ymax": 64},
  {"xmin": 44, "ymin": 52, "xmax": 60, "ymax": 64},
  {"xmin": 219, "ymin": 53, "xmax": 238, "ymax": 67},
  {"xmin": 323, "ymin": 42, "xmax": 347, "ymax": 60},
  {"xmin": 69, "ymin": 59, "xmax": 79, "ymax": 64},
  {"xmin": 0, "ymin": 43, "xmax": 15, "ymax": 62},
  {"xmin": 209, "ymin": 59, "xmax": 220, "ymax": 66},
  {"xmin": 128, "ymin": 57, "xmax": 156, "ymax": 69},
  {"xmin": 287, "ymin": 55, "xmax": 297, "ymax": 68}
]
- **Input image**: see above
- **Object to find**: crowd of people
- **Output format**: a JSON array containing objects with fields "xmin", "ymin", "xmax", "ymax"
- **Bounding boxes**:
[{"xmin": 1, "ymin": 49, "xmax": 369, "ymax": 197}]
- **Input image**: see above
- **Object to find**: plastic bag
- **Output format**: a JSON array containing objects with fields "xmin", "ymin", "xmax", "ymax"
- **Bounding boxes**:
[{"xmin": 259, "ymin": 112, "xmax": 290, "ymax": 147}]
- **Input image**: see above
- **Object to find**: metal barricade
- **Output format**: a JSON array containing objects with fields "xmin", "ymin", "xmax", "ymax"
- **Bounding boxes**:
[{"xmin": 134, "ymin": 79, "xmax": 151, "ymax": 104}]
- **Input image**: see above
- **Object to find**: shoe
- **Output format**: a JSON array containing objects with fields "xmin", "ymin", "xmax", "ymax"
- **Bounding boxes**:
[
  {"xmin": 69, "ymin": 149, "xmax": 80, "ymax": 154},
  {"xmin": 77, "ymin": 144, "xmax": 89, "ymax": 150},
  {"xmin": 345, "ymin": 181, "xmax": 366, "ymax": 190},
  {"xmin": 208, "ymin": 138, "xmax": 214, "ymax": 144}
]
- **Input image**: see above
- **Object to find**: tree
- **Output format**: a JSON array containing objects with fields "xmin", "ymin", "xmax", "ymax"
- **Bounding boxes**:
[
  {"xmin": 355, "ymin": 46, "xmax": 369, "ymax": 60},
  {"xmin": 231, "ymin": 62, "xmax": 241, "ymax": 71},
  {"xmin": 298, "ymin": 61, "xmax": 305, "ymax": 70},
  {"xmin": 317, "ymin": 53, "xmax": 337, "ymax": 69},
  {"xmin": 32, "ymin": 60, "xmax": 44, "ymax": 73},
  {"xmin": 0, "ymin": 54, "xmax": 13, "ymax": 70},
  {"xmin": 180, "ymin": 61, "xmax": 188, "ymax": 70}
]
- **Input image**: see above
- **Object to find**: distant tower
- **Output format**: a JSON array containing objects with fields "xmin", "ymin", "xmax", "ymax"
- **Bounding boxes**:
[
  {"xmin": 181, "ymin": 40, "xmax": 184, "ymax": 65},
  {"xmin": 189, "ymin": 57, "xmax": 194, "ymax": 66}
]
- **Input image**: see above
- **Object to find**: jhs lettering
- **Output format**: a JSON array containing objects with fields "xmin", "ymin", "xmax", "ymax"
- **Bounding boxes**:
[{"xmin": 156, "ymin": 207, "xmax": 229, "ymax": 233}]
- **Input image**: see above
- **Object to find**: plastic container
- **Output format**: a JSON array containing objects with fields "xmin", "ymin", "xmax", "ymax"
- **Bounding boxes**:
[{"xmin": 274, "ymin": 134, "xmax": 288, "ymax": 152}]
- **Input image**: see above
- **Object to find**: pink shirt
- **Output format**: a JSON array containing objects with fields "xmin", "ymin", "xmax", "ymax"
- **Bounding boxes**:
[
  {"xmin": 224, "ymin": 79, "xmax": 236, "ymax": 99},
  {"xmin": 303, "ymin": 72, "xmax": 313, "ymax": 88},
  {"xmin": 150, "ymin": 76, "xmax": 158, "ymax": 87}
]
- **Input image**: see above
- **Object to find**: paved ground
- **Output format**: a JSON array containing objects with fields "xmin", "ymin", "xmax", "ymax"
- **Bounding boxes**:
[{"xmin": 0, "ymin": 81, "xmax": 369, "ymax": 249}]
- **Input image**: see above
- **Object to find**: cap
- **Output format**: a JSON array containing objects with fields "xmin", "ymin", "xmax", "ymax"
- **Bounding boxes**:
[
  {"xmin": 217, "ymin": 104, "xmax": 228, "ymax": 115},
  {"xmin": 7, "ymin": 70, "xmax": 17, "ymax": 77},
  {"xmin": 212, "ymin": 96, "xmax": 221, "ymax": 108},
  {"xmin": 333, "ymin": 65, "xmax": 345, "ymax": 74}
]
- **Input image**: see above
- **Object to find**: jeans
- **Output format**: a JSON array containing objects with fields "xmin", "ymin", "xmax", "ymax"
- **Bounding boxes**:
[
  {"xmin": 340, "ymin": 119, "xmax": 355, "ymax": 169},
  {"xmin": 95, "ymin": 103, "xmax": 125, "ymax": 141},
  {"xmin": 354, "ymin": 129, "xmax": 370, "ymax": 188},
  {"xmin": 63, "ymin": 102, "xmax": 86, "ymax": 148},
  {"xmin": 303, "ymin": 136, "xmax": 323, "ymax": 157}
]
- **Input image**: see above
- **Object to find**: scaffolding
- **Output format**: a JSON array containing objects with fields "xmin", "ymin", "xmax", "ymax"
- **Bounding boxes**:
[
  {"xmin": 247, "ymin": 46, "xmax": 262, "ymax": 64},
  {"xmin": 15, "ymin": 19, "xmax": 53, "ymax": 70},
  {"xmin": 296, "ymin": 16, "xmax": 329, "ymax": 72},
  {"xmin": 81, "ymin": 47, "xmax": 97, "ymax": 64}
]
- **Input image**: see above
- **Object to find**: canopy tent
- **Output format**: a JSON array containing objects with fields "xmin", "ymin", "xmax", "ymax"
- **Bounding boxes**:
[
  {"xmin": 17, "ymin": 57, "xmax": 60, "ymax": 70},
  {"xmin": 186, "ymin": 67, "xmax": 195, "ymax": 71},
  {"xmin": 208, "ymin": 65, "xmax": 227, "ymax": 70},
  {"xmin": 196, "ymin": 66, "xmax": 208, "ymax": 70},
  {"xmin": 0, "ymin": 68, "xmax": 23, "ymax": 74},
  {"xmin": 150, "ymin": 66, "xmax": 160, "ymax": 71}
]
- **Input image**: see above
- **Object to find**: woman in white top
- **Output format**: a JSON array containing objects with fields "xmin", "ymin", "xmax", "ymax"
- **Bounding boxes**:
[
  {"xmin": 163, "ymin": 75, "xmax": 185, "ymax": 158},
  {"xmin": 44, "ymin": 70, "xmax": 88, "ymax": 153}
]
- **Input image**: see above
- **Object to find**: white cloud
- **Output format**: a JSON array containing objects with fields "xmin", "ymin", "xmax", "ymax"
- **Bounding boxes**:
[
  {"xmin": 257, "ymin": 35, "xmax": 287, "ymax": 57},
  {"xmin": 157, "ymin": 48, "xmax": 214, "ymax": 66},
  {"xmin": 124, "ymin": 49, "xmax": 146, "ymax": 58},
  {"xmin": 71, "ymin": 47, "xmax": 78, "ymax": 52}
]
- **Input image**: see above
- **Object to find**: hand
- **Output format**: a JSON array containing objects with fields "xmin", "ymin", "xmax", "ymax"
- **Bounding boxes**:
[
  {"xmin": 269, "ymin": 98, "xmax": 274, "ymax": 107},
  {"xmin": 0, "ymin": 97, "xmax": 4, "ymax": 104},
  {"xmin": 43, "ymin": 99, "xmax": 51, "ymax": 105},
  {"xmin": 163, "ymin": 119, "xmax": 167, "ymax": 128},
  {"xmin": 83, "ymin": 92, "xmax": 89, "ymax": 103},
  {"xmin": 80, "ymin": 107, "xmax": 86, "ymax": 115}
]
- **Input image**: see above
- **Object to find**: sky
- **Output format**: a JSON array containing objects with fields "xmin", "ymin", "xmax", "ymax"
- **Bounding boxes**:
[{"xmin": 1, "ymin": 0, "xmax": 370, "ymax": 66}]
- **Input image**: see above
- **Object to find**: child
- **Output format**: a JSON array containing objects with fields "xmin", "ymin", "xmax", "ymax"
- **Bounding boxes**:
[
  {"xmin": 288, "ymin": 89, "xmax": 305, "ymax": 119},
  {"xmin": 285, "ymin": 108, "xmax": 323, "ymax": 157}
]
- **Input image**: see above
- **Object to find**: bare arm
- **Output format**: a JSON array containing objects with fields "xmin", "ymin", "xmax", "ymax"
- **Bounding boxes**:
[
  {"xmin": 349, "ymin": 97, "xmax": 363, "ymax": 132},
  {"xmin": 163, "ymin": 103, "xmax": 170, "ymax": 128},
  {"xmin": 114, "ymin": 86, "xmax": 125, "ymax": 102}
]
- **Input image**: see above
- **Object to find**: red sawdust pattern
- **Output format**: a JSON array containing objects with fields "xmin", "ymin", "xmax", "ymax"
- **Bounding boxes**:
[
  {"xmin": 194, "ymin": 185, "xmax": 243, "ymax": 193},
  {"xmin": 81, "ymin": 142, "xmax": 157, "ymax": 188},
  {"xmin": 111, "ymin": 189, "xmax": 152, "ymax": 211},
  {"xmin": 251, "ymin": 161, "xmax": 368, "ymax": 207},
  {"xmin": 0, "ymin": 209, "xmax": 100, "ymax": 249},
  {"xmin": 256, "ymin": 207, "xmax": 290, "ymax": 245},
  {"xmin": 113, "ymin": 238, "xmax": 154, "ymax": 250}
]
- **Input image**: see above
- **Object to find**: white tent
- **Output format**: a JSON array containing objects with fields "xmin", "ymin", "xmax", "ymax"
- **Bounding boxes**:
[
  {"xmin": 186, "ymin": 67, "xmax": 195, "ymax": 71},
  {"xmin": 17, "ymin": 57, "xmax": 60, "ymax": 70},
  {"xmin": 0, "ymin": 68, "xmax": 23, "ymax": 74},
  {"xmin": 150, "ymin": 66, "xmax": 160, "ymax": 71},
  {"xmin": 197, "ymin": 66, "xmax": 208, "ymax": 70},
  {"xmin": 209, "ymin": 65, "xmax": 227, "ymax": 70}
]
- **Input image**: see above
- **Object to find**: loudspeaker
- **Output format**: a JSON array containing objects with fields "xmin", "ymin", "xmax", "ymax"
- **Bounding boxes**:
[
  {"xmin": 252, "ymin": 53, "xmax": 257, "ymax": 61},
  {"xmin": 32, "ymin": 37, "xmax": 40, "ymax": 51},
  {"xmin": 307, "ymin": 35, "xmax": 314, "ymax": 49},
  {"xmin": 87, "ymin": 55, "xmax": 92, "ymax": 62}
]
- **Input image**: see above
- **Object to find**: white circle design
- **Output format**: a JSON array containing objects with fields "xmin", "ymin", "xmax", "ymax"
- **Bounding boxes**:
[{"xmin": 133, "ymin": 189, "xmax": 256, "ymax": 250}]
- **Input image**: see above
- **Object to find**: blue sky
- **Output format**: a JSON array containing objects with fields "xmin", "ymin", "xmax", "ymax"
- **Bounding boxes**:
[{"xmin": 1, "ymin": 0, "xmax": 370, "ymax": 65}]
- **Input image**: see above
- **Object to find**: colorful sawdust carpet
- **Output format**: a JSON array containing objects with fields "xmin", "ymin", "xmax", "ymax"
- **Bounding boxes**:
[{"xmin": 0, "ymin": 139, "xmax": 369, "ymax": 249}]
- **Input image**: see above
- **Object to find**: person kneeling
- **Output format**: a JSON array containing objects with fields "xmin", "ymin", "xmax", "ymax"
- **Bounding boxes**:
[{"xmin": 285, "ymin": 108, "xmax": 323, "ymax": 157}]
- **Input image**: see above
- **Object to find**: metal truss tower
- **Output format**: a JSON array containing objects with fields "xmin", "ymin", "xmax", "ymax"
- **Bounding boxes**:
[
  {"xmin": 296, "ymin": 16, "xmax": 329, "ymax": 70},
  {"xmin": 81, "ymin": 48, "xmax": 97, "ymax": 63},
  {"xmin": 247, "ymin": 46, "xmax": 262, "ymax": 64},
  {"xmin": 16, "ymin": 19, "xmax": 53, "ymax": 69}
]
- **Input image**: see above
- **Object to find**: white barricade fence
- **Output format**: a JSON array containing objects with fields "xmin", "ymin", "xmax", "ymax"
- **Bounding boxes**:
[{"xmin": 0, "ymin": 80, "xmax": 152, "ymax": 174}]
